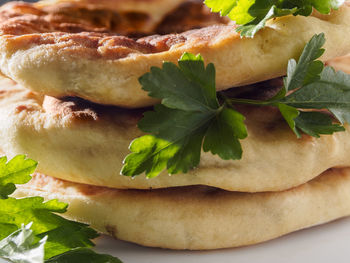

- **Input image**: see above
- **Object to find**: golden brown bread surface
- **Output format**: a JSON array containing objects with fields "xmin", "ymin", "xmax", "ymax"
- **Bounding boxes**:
[
  {"xmin": 13, "ymin": 168, "xmax": 350, "ymax": 249},
  {"xmin": 2, "ymin": 76, "xmax": 350, "ymax": 192},
  {"xmin": 0, "ymin": 1, "xmax": 226, "ymax": 36},
  {"xmin": 36, "ymin": 0, "xmax": 190, "ymax": 32},
  {"xmin": 327, "ymin": 54, "xmax": 350, "ymax": 74},
  {"xmin": 0, "ymin": 2, "xmax": 350, "ymax": 107}
]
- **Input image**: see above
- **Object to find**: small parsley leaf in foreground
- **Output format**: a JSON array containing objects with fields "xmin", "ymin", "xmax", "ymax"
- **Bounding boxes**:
[
  {"xmin": 0, "ymin": 155, "xmax": 122, "ymax": 263},
  {"xmin": 0, "ymin": 196, "xmax": 98, "ymax": 260},
  {"xmin": 46, "ymin": 248, "xmax": 122, "ymax": 263},
  {"xmin": 204, "ymin": 0, "xmax": 345, "ymax": 37},
  {"xmin": 0, "ymin": 155, "xmax": 37, "ymax": 199},
  {"xmin": 0, "ymin": 223, "xmax": 47, "ymax": 263},
  {"xmin": 122, "ymin": 33, "xmax": 349, "ymax": 178},
  {"xmin": 121, "ymin": 53, "xmax": 247, "ymax": 178}
]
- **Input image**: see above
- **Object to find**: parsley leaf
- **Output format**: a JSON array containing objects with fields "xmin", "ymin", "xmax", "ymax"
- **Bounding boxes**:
[
  {"xmin": 276, "ymin": 103, "xmax": 344, "ymax": 138},
  {"xmin": 203, "ymin": 107, "xmax": 247, "ymax": 160},
  {"xmin": 0, "ymin": 155, "xmax": 122, "ymax": 263},
  {"xmin": 229, "ymin": 33, "xmax": 347, "ymax": 138},
  {"xmin": 140, "ymin": 53, "xmax": 218, "ymax": 112},
  {"xmin": 122, "ymin": 33, "xmax": 349, "ymax": 177},
  {"xmin": 204, "ymin": 0, "xmax": 255, "ymax": 24},
  {"xmin": 121, "ymin": 53, "xmax": 247, "ymax": 178},
  {"xmin": 46, "ymin": 248, "xmax": 122, "ymax": 263},
  {"xmin": 0, "ymin": 155, "xmax": 37, "ymax": 199},
  {"xmin": 281, "ymin": 66, "xmax": 350, "ymax": 123},
  {"xmin": 284, "ymin": 33, "xmax": 325, "ymax": 91},
  {"xmin": 0, "ymin": 196, "xmax": 98, "ymax": 260},
  {"xmin": 294, "ymin": 112, "xmax": 345, "ymax": 138},
  {"xmin": 237, "ymin": 3, "xmax": 296, "ymax": 37},
  {"xmin": 277, "ymin": 103, "xmax": 300, "ymax": 136},
  {"xmin": 204, "ymin": 0, "xmax": 345, "ymax": 37},
  {"xmin": 0, "ymin": 223, "xmax": 46, "ymax": 263},
  {"xmin": 0, "ymin": 224, "xmax": 122, "ymax": 263}
]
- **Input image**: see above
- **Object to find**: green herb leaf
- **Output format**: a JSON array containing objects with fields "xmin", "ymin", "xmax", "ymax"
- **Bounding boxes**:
[
  {"xmin": 0, "ymin": 155, "xmax": 113, "ymax": 262},
  {"xmin": 294, "ymin": 112, "xmax": 345, "ymax": 138},
  {"xmin": 0, "ymin": 223, "xmax": 122, "ymax": 263},
  {"xmin": 276, "ymin": 106, "xmax": 344, "ymax": 139},
  {"xmin": 0, "ymin": 196, "xmax": 98, "ymax": 260},
  {"xmin": 123, "ymin": 33, "xmax": 349, "ymax": 178},
  {"xmin": 45, "ymin": 248, "xmax": 122, "ymax": 263},
  {"xmin": 203, "ymin": 107, "xmax": 247, "ymax": 160},
  {"xmin": 140, "ymin": 53, "xmax": 218, "ymax": 112},
  {"xmin": 276, "ymin": 33, "xmax": 350, "ymax": 137},
  {"xmin": 238, "ymin": 34, "xmax": 347, "ymax": 138},
  {"xmin": 122, "ymin": 106, "xmax": 210, "ymax": 178},
  {"xmin": 316, "ymin": 67, "xmax": 350, "ymax": 124},
  {"xmin": 205, "ymin": 0, "xmax": 345, "ymax": 37},
  {"xmin": 235, "ymin": 34, "xmax": 348, "ymax": 138},
  {"xmin": 122, "ymin": 53, "xmax": 247, "ymax": 178},
  {"xmin": 0, "ymin": 155, "xmax": 37, "ymax": 199},
  {"xmin": 281, "ymin": 66, "xmax": 350, "ymax": 124},
  {"xmin": 204, "ymin": 0, "xmax": 255, "ymax": 24},
  {"xmin": 237, "ymin": 4, "xmax": 296, "ymax": 38},
  {"xmin": 284, "ymin": 33, "xmax": 325, "ymax": 91},
  {"xmin": 0, "ymin": 223, "xmax": 46, "ymax": 263},
  {"xmin": 277, "ymin": 103, "xmax": 300, "ymax": 137}
]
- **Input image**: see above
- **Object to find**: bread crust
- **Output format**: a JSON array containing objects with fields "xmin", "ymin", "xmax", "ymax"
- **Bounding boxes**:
[
  {"xmin": 36, "ymin": 0, "xmax": 189, "ymax": 30},
  {"xmin": 0, "ymin": 2, "xmax": 350, "ymax": 107},
  {"xmin": 13, "ymin": 168, "xmax": 350, "ymax": 249},
  {"xmin": 2, "ymin": 77, "xmax": 350, "ymax": 192}
]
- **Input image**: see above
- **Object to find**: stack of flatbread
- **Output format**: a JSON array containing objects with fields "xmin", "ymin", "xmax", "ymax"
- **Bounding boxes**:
[{"xmin": 1, "ymin": 0, "xmax": 350, "ymax": 249}]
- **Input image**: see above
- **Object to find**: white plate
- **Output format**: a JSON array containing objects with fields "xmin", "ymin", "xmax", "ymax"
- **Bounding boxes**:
[{"xmin": 95, "ymin": 217, "xmax": 350, "ymax": 263}]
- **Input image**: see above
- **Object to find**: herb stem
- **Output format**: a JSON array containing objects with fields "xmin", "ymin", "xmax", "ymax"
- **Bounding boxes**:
[{"xmin": 225, "ymin": 97, "xmax": 274, "ymax": 107}]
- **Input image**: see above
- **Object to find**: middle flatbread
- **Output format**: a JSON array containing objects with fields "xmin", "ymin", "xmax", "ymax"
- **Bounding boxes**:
[{"xmin": 1, "ymin": 77, "xmax": 350, "ymax": 192}]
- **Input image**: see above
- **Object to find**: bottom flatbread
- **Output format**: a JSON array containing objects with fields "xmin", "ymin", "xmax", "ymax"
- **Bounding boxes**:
[{"xmin": 13, "ymin": 168, "xmax": 350, "ymax": 250}]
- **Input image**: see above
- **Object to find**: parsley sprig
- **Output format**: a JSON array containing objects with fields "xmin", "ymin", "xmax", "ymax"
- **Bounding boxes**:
[
  {"xmin": 0, "ymin": 155, "xmax": 122, "ymax": 263},
  {"xmin": 227, "ymin": 33, "xmax": 346, "ymax": 138},
  {"xmin": 122, "ymin": 53, "xmax": 247, "ymax": 178},
  {"xmin": 122, "ymin": 33, "xmax": 347, "ymax": 178},
  {"xmin": 204, "ymin": 0, "xmax": 345, "ymax": 37}
]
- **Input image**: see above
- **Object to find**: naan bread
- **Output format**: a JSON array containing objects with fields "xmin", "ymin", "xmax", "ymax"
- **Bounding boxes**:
[
  {"xmin": 13, "ymin": 168, "xmax": 350, "ymax": 249},
  {"xmin": 327, "ymin": 54, "xmax": 350, "ymax": 73},
  {"xmin": 0, "ymin": 2, "xmax": 350, "ymax": 107},
  {"xmin": 1, "ymin": 77, "xmax": 350, "ymax": 192},
  {"xmin": 36, "ymin": 0, "xmax": 189, "ymax": 32}
]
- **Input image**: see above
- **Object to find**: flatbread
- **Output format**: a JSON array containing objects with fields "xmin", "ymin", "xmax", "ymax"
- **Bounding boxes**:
[
  {"xmin": 327, "ymin": 54, "xmax": 350, "ymax": 73},
  {"xmin": 2, "ymin": 76, "xmax": 350, "ymax": 192},
  {"xmin": 13, "ymin": 168, "xmax": 350, "ymax": 249},
  {"xmin": 0, "ymin": 2, "xmax": 350, "ymax": 107},
  {"xmin": 36, "ymin": 0, "xmax": 189, "ymax": 31}
]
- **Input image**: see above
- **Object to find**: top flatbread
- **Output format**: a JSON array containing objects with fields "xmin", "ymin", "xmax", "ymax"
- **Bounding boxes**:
[
  {"xmin": 0, "ymin": 2, "xmax": 350, "ymax": 107},
  {"xmin": 36, "ymin": 0, "xmax": 189, "ymax": 32}
]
